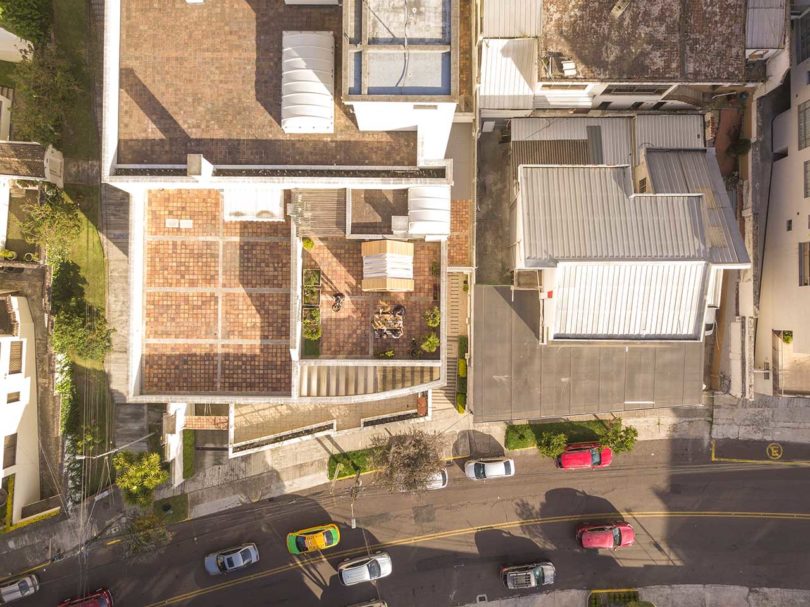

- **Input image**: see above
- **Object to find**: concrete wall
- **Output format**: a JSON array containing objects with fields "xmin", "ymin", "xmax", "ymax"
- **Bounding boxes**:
[{"xmin": 0, "ymin": 297, "xmax": 40, "ymax": 523}]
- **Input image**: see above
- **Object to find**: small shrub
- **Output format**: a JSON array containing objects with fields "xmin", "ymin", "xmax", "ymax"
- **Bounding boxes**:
[
  {"xmin": 113, "ymin": 452, "xmax": 169, "ymax": 507},
  {"xmin": 423, "ymin": 306, "xmax": 441, "ymax": 328},
  {"xmin": 21, "ymin": 187, "xmax": 81, "ymax": 264},
  {"xmin": 599, "ymin": 421, "xmax": 638, "ymax": 454},
  {"xmin": 303, "ymin": 286, "xmax": 320, "ymax": 306},
  {"xmin": 302, "ymin": 236, "xmax": 315, "ymax": 251},
  {"xmin": 537, "ymin": 432, "xmax": 568, "ymax": 459},
  {"xmin": 457, "ymin": 374, "xmax": 467, "ymax": 394},
  {"xmin": 377, "ymin": 349, "xmax": 395, "ymax": 359},
  {"xmin": 303, "ymin": 268, "xmax": 320, "ymax": 287},
  {"xmin": 457, "ymin": 359, "xmax": 467, "ymax": 378},
  {"xmin": 455, "ymin": 392, "xmax": 466, "ymax": 413},
  {"xmin": 302, "ymin": 321, "xmax": 322, "ymax": 341},
  {"xmin": 420, "ymin": 332, "xmax": 440, "ymax": 353},
  {"xmin": 782, "ymin": 331, "xmax": 794, "ymax": 344},
  {"xmin": 0, "ymin": 249, "xmax": 16, "ymax": 260},
  {"xmin": 458, "ymin": 335, "xmax": 468, "ymax": 357}
]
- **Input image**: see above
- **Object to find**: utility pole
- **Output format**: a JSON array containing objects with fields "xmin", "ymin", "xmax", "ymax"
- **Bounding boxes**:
[{"xmin": 349, "ymin": 473, "xmax": 363, "ymax": 529}]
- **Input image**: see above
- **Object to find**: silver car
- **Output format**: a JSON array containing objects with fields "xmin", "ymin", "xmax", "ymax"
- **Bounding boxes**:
[
  {"xmin": 501, "ymin": 561, "xmax": 556, "ymax": 589},
  {"xmin": 465, "ymin": 457, "xmax": 515, "ymax": 480},
  {"xmin": 204, "ymin": 543, "xmax": 260, "ymax": 575},
  {"xmin": 337, "ymin": 551, "xmax": 393, "ymax": 586}
]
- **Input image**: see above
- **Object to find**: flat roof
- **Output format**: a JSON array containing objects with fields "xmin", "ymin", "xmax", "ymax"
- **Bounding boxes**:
[
  {"xmin": 118, "ymin": 0, "xmax": 417, "ymax": 166},
  {"xmin": 538, "ymin": 0, "xmax": 746, "ymax": 82}
]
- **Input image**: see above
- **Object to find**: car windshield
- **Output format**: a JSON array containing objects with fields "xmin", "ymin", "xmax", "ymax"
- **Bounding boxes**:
[
  {"xmin": 367, "ymin": 560, "xmax": 382, "ymax": 578},
  {"xmin": 474, "ymin": 463, "xmax": 486, "ymax": 478},
  {"xmin": 590, "ymin": 448, "xmax": 602, "ymax": 466},
  {"xmin": 240, "ymin": 548, "xmax": 253, "ymax": 562},
  {"xmin": 323, "ymin": 529, "xmax": 335, "ymax": 545},
  {"xmin": 295, "ymin": 536, "xmax": 310, "ymax": 551},
  {"xmin": 613, "ymin": 527, "xmax": 622, "ymax": 546},
  {"xmin": 503, "ymin": 461, "xmax": 512, "ymax": 475},
  {"xmin": 533, "ymin": 567, "xmax": 544, "ymax": 584},
  {"xmin": 17, "ymin": 580, "xmax": 30, "ymax": 595},
  {"xmin": 98, "ymin": 600, "xmax": 110, "ymax": 607},
  {"xmin": 225, "ymin": 556, "xmax": 237, "ymax": 569}
]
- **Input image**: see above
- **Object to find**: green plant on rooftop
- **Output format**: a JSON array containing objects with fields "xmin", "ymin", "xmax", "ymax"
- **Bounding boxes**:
[
  {"xmin": 371, "ymin": 429, "xmax": 445, "ymax": 493},
  {"xmin": 113, "ymin": 452, "xmax": 169, "ymax": 507},
  {"xmin": 302, "ymin": 236, "xmax": 315, "ymax": 251},
  {"xmin": 420, "ymin": 332, "xmax": 439, "ymax": 353},
  {"xmin": 423, "ymin": 306, "xmax": 441, "ymax": 328},
  {"xmin": 782, "ymin": 330, "xmax": 793, "ymax": 344},
  {"xmin": 0, "ymin": 248, "xmax": 16, "ymax": 260},
  {"xmin": 302, "ymin": 307, "xmax": 322, "ymax": 341},
  {"xmin": 21, "ymin": 186, "xmax": 81, "ymax": 264},
  {"xmin": 12, "ymin": 43, "xmax": 79, "ymax": 148}
]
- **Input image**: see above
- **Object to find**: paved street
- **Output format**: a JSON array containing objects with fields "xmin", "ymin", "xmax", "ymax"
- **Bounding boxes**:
[{"xmin": 22, "ymin": 440, "xmax": 810, "ymax": 606}]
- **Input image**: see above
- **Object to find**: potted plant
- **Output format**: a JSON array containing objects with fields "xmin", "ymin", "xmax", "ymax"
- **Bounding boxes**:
[
  {"xmin": 423, "ymin": 306, "xmax": 441, "ymax": 329},
  {"xmin": 0, "ymin": 249, "xmax": 17, "ymax": 261},
  {"xmin": 303, "ymin": 268, "xmax": 321, "ymax": 287},
  {"xmin": 420, "ymin": 333, "xmax": 440, "ymax": 354},
  {"xmin": 302, "ymin": 307, "xmax": 322, "ymax": 341},
  {"xmin": 303, "ymin": 286, "xmax": 320, "ymax": 307}
]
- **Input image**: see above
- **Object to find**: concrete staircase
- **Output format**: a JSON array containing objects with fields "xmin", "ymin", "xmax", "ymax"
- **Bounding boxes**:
[{"xmin": 299, "ymin": 364, "xmax": 440, "ymax": 397}]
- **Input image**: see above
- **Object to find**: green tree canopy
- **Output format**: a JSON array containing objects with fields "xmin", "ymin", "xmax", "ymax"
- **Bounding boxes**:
[
  {"xmin": 113, "ymin": 452, "xmax": 168, "ymax": 507},
  {"xmin": 21, "ymin": 187, "xmax": 81, "ymax": 263},
  {"xmin": 599, "ymin": 420, "xmax": 639, "ymax": 455}
]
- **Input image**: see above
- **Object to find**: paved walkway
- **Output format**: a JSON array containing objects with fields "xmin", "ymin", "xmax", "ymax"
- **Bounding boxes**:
[
  {"xmin": 462, "ymin": 586, "xmax": 810, "ymax": 607},
  {"xmin": 713, "ymin": 393, "xmax": 810, "ymax": 443}
]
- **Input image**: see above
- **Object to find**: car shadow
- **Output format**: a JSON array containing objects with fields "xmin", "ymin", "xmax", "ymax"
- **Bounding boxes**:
[{"xmin": 452, "ymin": 430, "xmax": 505, "ymax": 470}]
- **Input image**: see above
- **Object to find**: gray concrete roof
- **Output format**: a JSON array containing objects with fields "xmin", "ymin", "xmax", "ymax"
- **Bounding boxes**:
[{"xmin": 472, "ymin": 286, "xmax": 705, "ymax": 422}]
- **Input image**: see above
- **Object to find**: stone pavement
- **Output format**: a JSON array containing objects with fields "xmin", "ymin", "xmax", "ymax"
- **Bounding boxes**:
[
  {"xmin": 462, "ymin": 586, "xmax": 810, "ymax": 607},
  {"xmin": 712, "ymin": 394, "xmax": 810, "ymax": 443}
]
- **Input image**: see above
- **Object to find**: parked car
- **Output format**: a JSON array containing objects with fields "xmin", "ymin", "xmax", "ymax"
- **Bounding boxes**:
[
  {"xmin": 0, "ymin": 575, "xmax": 39, "ymax": 604},
  {"xmin": 204, "ymin": 543, "xmax": 260, "ymax": 575},
  {"xmin": 57, "ymin": 588, "xmax": 113, "ymax": 607},
  {"xmin": 337, "ymin": 552, "xmax": 392, "ymax": 586},
  {"xmin": 286, "ymin": 523, "xmax": 341, "ymax": 554},
  {"xmin": 556, "ymin": 442, "xmax": 612, "ymax": 470},
  {"xmin": 425, "ymin": 469, "xmax": 449, "ymax": 490},
  {"xmin": 704, "ymin": 305, "xmax": 719, "ymax": 337},
  {"xmin": 500, "ymin": 562, "xmax": 556, "ymax": 589},
  {"xmin": 577, "ymin": 522, "xmax": 635, "ymax": 550},
  {"xmin": 464, "ymin": 458, "xmax": 515, "ymax": 480}
]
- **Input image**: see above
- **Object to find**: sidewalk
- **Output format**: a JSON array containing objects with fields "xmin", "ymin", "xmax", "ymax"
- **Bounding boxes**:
[
  {"xmin": 712, "ymin": 393, "xmax": 810, "ymax": 443},
  {"xmin": 462, "ymin": 586, "xmax": 810, "ymax": 607}
]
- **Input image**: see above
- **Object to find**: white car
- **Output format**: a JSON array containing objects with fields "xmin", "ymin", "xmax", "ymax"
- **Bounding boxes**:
[
  {"xmin": 0, "ymin": 575, "xmax": 39, "ymax": 604},
  {"xmin": 337, "ymin": 551, "xmax": 393, "ymax": 586},
  {"xmin": 465, "ymin": 458, "xmax": 515, "ymax": 480},
  {"xmin": 204, "ymin": 543, "xmax": 260, "ymax": 575}
]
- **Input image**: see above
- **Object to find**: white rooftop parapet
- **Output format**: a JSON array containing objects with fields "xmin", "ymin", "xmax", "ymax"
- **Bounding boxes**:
[
  {"xmin": 281, "ymin": 31, "xmax": 335, "ymax": 134},
  {"xmin": 408, "ymin": 185, "xmax": 451, "ymax": 240}
]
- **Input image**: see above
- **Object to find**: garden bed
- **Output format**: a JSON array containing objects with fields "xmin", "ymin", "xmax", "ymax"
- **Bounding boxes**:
[
  {"xmin": 327, "ymin": 448, "xmax": 379, "ymax": 480},
  {"xmin": 505, "ymin": 420, "xmax": 607, "ymax": 450}
]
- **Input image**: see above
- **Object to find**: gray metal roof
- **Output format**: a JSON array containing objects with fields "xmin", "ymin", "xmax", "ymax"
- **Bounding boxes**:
[
  {"xmin": 482, "ymin": 0, "xmax": 542, "ymax": 38},
  {"xmin": 634, "ymin": 114, "xmax": 705, "ymax": 160},
  {"xmin": 746, "ymin": 0, "xmax": 787, "ymax": 50},
  {"xmin": 512, "ymin": 117, "xmax": 633, "ymax": 166},
  {"xmin": 644, "ymin": 148, "xmax": 750, "ymax": 266},
  {"xmin": 479, "ymin": 39, "xmax": 537, "ymax": 110},
  {"xmin": 553, "ymin": 261, "xmax": 707, "ymax": 340},
  {"xmin": 517, "ymin": 165, "xmax": 708, "ymax": 268}
]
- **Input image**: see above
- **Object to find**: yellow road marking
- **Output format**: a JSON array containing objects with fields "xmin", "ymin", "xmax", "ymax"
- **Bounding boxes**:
[
  {"xmin": 590, "ymin": 588, "xmax": 639, "ymax": 594},
  {"xmin": 0, "ymin": 560, "xmax": 50, "ymax": 584},
  {"xmin": 144, "ymin": 510, "xmax": 810, "ymax": 607},
  {"xmin": 710, "ymin": 439, "xmax": 810, "ymax": 466}
]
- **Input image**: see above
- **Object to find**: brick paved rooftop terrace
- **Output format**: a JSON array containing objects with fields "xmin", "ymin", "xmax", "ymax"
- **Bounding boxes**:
[
  {"xmin": 141, "ymin": 189, "xmax": 293, "ymax": 396},
  {"xmin": 118, "ymin": 0, "xmax": 418, "ymax": 166}
]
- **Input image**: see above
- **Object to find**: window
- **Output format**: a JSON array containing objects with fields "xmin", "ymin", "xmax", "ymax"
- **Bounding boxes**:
[
  {"xmin": 805, "ymin": 161, "xmax": 810, "ymax": 197},
  {"xmin": 8, "ymin": 341, "xmax": 21, "ymax": 374},
  {"xmin": 651, "ymin": 101, "xmax": 666, "ymax": 110},
  {"xmin": 6, "ymin": 392, "xmax": 19, "ymax": 403},
  {"xmin": 788, "ymin": 219, "xmax": 793, "ymax": 231},
  {"xmin": 798, "ymin": 12, "xmax": 810, "ymax": 64},
  {"xmin": 3, "ymin": 434, "xmax": 16, "ymax": 469},
  {"xmin": 638, "ymin": 177, "xmax": 648, "ymax": 193},
  {"xmin": 799, "ymin": 101, "xmax": 810, "ymax": 150},
  {"xmin": 800, "ymin": 242, "xmax": 810, "ymax": 286},
  {"xmin": 602, "ymin": 84, "xmax": 670, "ymax": 96}
]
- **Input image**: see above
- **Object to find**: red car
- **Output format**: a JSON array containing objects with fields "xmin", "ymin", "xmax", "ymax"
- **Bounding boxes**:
[
  {"xmin": 577, "ymin": 522, "xmax": 635, "ymax": 550},
  {"xmin": 556, "ymin": 442, "xmax": 612, "ymax": 469},
  {"xmin": 58, "ymin": 588, "xmax": 113, "ymax": 607}
]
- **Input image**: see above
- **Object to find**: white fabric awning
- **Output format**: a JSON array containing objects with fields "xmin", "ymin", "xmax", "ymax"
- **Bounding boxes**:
[
  {"xmin": 281, "ymin": 31, "xmax": 334, "ymax": 134},
  {"xmin": 363, "ymin": 253, "xmax": 413, "ymax": 279},
  {"xmin": 408, "ymin": 185, "xmax": 451, "ymax": 238}
]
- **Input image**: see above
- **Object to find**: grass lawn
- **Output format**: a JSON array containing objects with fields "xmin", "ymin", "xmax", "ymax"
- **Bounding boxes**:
[
  {"xmin": 4, "ymin": 191, "xmax": 38, "ymax": 259},
  {"xmin": 0, "ymin": 60, "xmax": 16, "ymax": 88},
  {"xmin": 505, "ymin": 420, "xmax": 608, "ymax": 450},
  {"xmin": 53, "ymin": 0, "xmax": 98, "ymax": 159},
  {"xmin": 182, "ymin": 430, "xmax": 195, "ymax": 480},
  {"xmin": 327, "ymin": 448, "xmax": 379, "ymax": 480},
  {"xmin": 65, "ymin": 186, "xmax": 105, "ymax": 306},
  {"xmin": 153, "ymin": 494, "xmax": 189, "ymax": 525}
]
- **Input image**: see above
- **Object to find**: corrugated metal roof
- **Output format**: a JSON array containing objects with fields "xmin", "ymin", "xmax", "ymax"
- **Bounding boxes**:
[
  {"xmin": 482, "ymin": 0, "xmax": 542, "ymax": 38},
  {"xmin": 553, "ymin": 261, "xmax": 707, "ymax": 340},
  {"xmin": 512, "ymin": 117, "xmax": 633, "ymax": 165},
  {"xmin": 281, "ymin": 31, "xmax": 335, "ymax": 134},
  {"xmin": 746, "ymin": 0, "xmax": 786, "ymax": 50},
  {"xmin": 518, "ymin": 165, "xmax": 708, "ymax": 267},
  {"xmin": 479, "ymin": 39, "xmax": 537, "ymax": 110},
  {"xmin": 634, "ymin": 114, "xmax": 705, "ymax": 161},
  {"xmin": 644, "ymin": 148, "xmax": 750, "ymax": 266},
  {"xmin": 512, "ymin": 140, "xmax": 592, "ymax": 174}
]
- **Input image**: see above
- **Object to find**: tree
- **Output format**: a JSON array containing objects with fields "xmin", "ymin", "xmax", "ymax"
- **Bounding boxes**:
[
  {"xmin": 13, "ymin": 43, "xmax": 79, "ymax": 147},
  {"xmin": 123, "ymin": 512, "xmax": 173, "ymax": 557},
  {"xmin": 21, "ymin": 187, "xmax": 81, "ymax": 263},
  {"xmin": 0, "ymin": 0, "xmax": 50, "ymax": 43},
  {"xmin": 113, "ymin": 452, "xmax": 169, "ymax": 507},
  {"xmin": 52, "ymin": 309, "xmax": 113, "ymax": 361},
  {"xmin": 371, "ymin": 429, "xmax": 445, "ymax": 493},
  {"xmin": 537, "ymin": 432, "xmax": 567, "ymax": 459},
  {"xmin": 599, "ymin": 420, "xmax": 639, "ymax": 454}
]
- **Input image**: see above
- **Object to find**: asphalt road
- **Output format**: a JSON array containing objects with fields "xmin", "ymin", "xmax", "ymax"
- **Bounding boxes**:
[{"xmin": 22, "ymin": 439, "xmax": 810, "ymax": 606}]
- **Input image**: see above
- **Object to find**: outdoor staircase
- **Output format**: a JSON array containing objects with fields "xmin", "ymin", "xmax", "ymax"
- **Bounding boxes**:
[
  {"xmin": 446, "ymin": 273, "xmax": 467, "ymax": 337},
  {"xmin": 292, "ymin": 189, "xmax": 347, "ymax": 237},
  {"xmin": 299, "ymin": 364, "xmax": 440, "ymax": 397}
]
